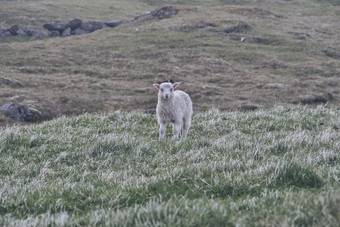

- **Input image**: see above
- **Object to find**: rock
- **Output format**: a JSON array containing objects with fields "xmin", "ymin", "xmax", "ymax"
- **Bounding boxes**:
[
  {"xmin": 150, "ymin": 6, "xmax": 179, "ymax": 19},
  {"xmin": 43, "ymin": 22, "xmax": 66, "ymax": 32},
  {"xmin": 0, "ymin": 102, "xmax": 41, "ymax": 122},
  {"xmin": 31, "ymin": 30, "xmax": 45, "ymax": 40},
  {"xmin": 80, "ymin": 21, "xmax": 107, "ymax": 33},
  {"xmin": 0, "ymin": 30, "xmax": 12, "ymax": 37},
  {"xmin": 72, "ymin": 28, "xmax": 88, "ymax": 35},
  {"xmin": 17, "ymin": 28, "xmax": 27, "ymax": 36},
  {"xmin": 22, "ymin": 27, "xmax": 34, "ymax": 36},
  {"xmin": 66, "ymin": 18, "xmax": 82, "ymax": 30},
  {"xmin": 298, "ymin": 93, "xmax": 333, "ymax": 104},
  {"xmin": 104, "ymin": 20, "xmax": 123, "ymax": 27},
  {"xmin": 9, "ymin": 25, "xmax": 20, "ymax": 35},
  {"xmin": 22, "ymin": 28, "xmax": 45, "ymax": 39},
  {"xmin": 61, "ymin": 27, "xmax": 71, "ymax": 37},
  {"xmin": 48, "ymin": 30, "xmax": 60, "ymax": 37}
]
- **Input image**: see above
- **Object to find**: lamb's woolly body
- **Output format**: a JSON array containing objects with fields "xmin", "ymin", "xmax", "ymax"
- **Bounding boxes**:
[
  {"xmin": 153, "ymin": 82, "xmax": 193, "ymax": 141},
  {"xmin": 156, "ymin": 90, "xmax": 192, "ymax": 125}
]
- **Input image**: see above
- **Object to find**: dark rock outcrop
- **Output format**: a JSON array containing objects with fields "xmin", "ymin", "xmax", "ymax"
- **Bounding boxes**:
[
  {"xmin": 73, "ymin": 28, "xmax": 88, "ymax": 35},
  {"xmin": 104, "ymin": 20, "xmax": 123, "ymax": 27},
  {"xmin": 43, "ymin": 22, "xmax": 66, "ymax": 32},
  {"xmin": 8, "ymin": 25, "xmax": 20, "ymax": 35},
  {"xmin": 2, "ymin": 6, "xmax": 179, "ymax": 40},
  {"xmin": 0, "ymin": 102, "xmax": 42, "ymax": 122},
  {"xmin": 48, "ymin": 30, "xmax": 60, "ymax": 37},
  {"xmin": 298, "ymin": 93, "xmax": 333, "ymax": 104},
  {"xmin": 0, "ymin": 26, "xmax": 45, "ymax": 39},
  {"xmin": 61, "ymin": 27, "xmax": 72, "ymax": 37},
  {"xmin": 0, "ymin": 30, "xmax": 12, "ymax": 37},
  {"xmin": 66, "ymin": 18, "xmax": 82, "ymax": 30},
  {"xmin": 80, "ymin": 21, "xmax": 107, "ymax": 33}
]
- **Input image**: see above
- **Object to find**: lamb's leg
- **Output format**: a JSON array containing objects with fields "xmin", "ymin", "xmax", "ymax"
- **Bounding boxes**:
[
  {"xmin": 182, "ymin": 117, "xmax": 191, "ymax": 138},
  {"xmin": 181, "ymin": 120, "xmax": 185, "ymax": 138},
  {"xmin": 159, "ymin": 123, "xmax": 166, "ymax": 141},
  {"xmin": 172, "ymin": 122, "xmax": 181, "ymax": 140}
]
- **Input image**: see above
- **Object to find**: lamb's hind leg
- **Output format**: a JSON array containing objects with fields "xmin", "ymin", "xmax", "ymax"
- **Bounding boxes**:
[
  {"xmin": 180, "ymin": 118, "xmax": 186, "ymax": 138},
  {"xmin": 182, "ymin": 117, "xmax": 191, "ymax": 138}
]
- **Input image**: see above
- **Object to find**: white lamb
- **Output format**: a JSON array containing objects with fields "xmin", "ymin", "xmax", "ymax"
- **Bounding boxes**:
[{"xmin": 153, "ymin": 81, "xmax": 193, "ymax": 141}]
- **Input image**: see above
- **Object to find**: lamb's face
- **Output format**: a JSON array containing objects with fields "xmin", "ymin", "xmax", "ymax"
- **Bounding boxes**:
[
  {"xmin": 159, "ymin": 83, "xmax": 174, "ymax": 100},
  {"xmin": 153, "ymin": 82, "xmax": 180, "ymax": 100}
]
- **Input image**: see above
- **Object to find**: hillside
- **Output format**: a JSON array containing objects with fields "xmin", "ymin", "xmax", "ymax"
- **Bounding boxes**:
[
  {"xmin": 0, "ymin": 0, "xmax": 340, "ymax": 126},
  {"xmin": 0, "ymin": 105, "xmax": 339, "ymax": 225}
]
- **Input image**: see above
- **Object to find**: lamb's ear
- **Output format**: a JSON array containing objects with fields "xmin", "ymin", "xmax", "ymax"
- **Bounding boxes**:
[
  {"xmin": 153, "ymin": 83, "xmax": 160, "ymax": 89},
  {"xmin": 173, "ymin": 82, "xmax": 180, "ymax": 89}
]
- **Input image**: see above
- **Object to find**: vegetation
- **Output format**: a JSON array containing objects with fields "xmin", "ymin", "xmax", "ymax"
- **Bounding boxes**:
[
  {"xmin": 0, "ymin": 0, "xmax": 340, "ymax": 126},
  {"xmin": 0, "ymin": 105, "xmax": 339, "ymax": 226},
  {"xmin": 1, "ymin": 1, "xmax": 339, "ymax": 224}
]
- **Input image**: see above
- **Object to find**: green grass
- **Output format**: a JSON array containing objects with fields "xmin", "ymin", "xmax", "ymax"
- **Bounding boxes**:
[
  {"xmin": 1, "ymin": 105, "xmax": 339, "ymax": 226},
  {"xmin": 1, "ymin": 0, "xmax": 340, "ymax": 125}
]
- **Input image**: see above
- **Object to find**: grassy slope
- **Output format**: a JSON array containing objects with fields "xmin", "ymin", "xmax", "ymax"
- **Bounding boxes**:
[
  {"xmin": 0, "ymin": 0, "xmax": 340, "ymax": 126},
  {"xmin": 0, "ymin": 105, "xmax": 340, "ymax": 226}
]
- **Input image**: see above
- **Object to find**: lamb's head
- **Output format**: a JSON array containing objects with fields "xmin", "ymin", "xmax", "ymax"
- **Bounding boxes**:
[{"xmin": 153, "ymin": 82, "xmax": 179, "ymax": 100}]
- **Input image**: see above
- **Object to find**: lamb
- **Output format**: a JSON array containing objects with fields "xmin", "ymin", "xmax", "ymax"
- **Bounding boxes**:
[{"xmin": 153, "ymin": 81, "xmax": 193, "ymax": 141}]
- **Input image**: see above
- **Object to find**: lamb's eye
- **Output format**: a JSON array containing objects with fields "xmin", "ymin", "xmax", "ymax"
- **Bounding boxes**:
[
  {"xmin": 170, "ymin": 88, "xmax": 173, "ymax": 92},
  {"xmin": 161, "ymin": 89, "xmax": 163, "ymax": 92}
]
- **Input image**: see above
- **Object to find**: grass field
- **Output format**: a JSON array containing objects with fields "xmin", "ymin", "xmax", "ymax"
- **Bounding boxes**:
[
  {"xmin": 1, "ymin": 1, "xmax": 340, "ymax": 225},
  {"xmin": 1, "ymin": 0, "xmax": 340, "ymax": 126},
  {"xmin": 0, "ymin": 105, "xmax": 339, "ymax": 226}
]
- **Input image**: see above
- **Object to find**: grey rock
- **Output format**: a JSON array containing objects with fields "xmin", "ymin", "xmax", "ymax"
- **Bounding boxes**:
[
  {"xmin": 61, "ymin": 27, "xmax": 71, "ymax": 37},
  {"xmin": 48, "ymin": 30, "xmax": 60, "ymax": 37},
  {"xmin": 66, "ymin": 18, "xmax": 82, "ymax": 30},
  {"xmin": 43, "ymin": 22, "xmax": 66, "ymax": 32},
  {"xmin": 22, "ymin": 28, "xmax": 45, "ymax": 39},
  {"xmin": 72, "ymin": 28, "xmax": 88, "ymax": 35},
  {"xmin": 0, "ymin": 30, "xmax": 12, "ymax": 37},
  {"xmin": 22, "ymin": 27, "xmax": 34, "ymax": 36},
  {"xmin": 17, "ymin": 28, "xmax": 27, "ymax": 36},
  {"xmin": 80, "ymin": 21, "xmax": 107, "ymax": 33},
  {"xmin": 0, "ymin": 102, "xmax": 39, "ymax": 122},
  {"xmin": 31, "ymin": 30, "xmax": 45, "ymax": 40},
  {"xmin": 299, "ymin": 93, "xmax": 333, "ymax": 104},
  {"xmin": 104, "ymin": 20, "xmax": 123, "ymax": 27},
  {"xmin": 9, "ymin": 25, "xmax": 20, "ymax": 35}
]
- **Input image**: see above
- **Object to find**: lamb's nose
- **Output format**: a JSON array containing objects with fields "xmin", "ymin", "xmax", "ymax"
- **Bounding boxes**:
[{"xmin": 165, "ymin": 94, "xmax": 169, "ymax": 99}]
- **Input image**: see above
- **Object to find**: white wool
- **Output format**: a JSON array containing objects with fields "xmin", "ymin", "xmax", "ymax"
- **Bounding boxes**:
[{"xmin": 153, "ymin": 82, "xmax": 193, "ymax": 141}]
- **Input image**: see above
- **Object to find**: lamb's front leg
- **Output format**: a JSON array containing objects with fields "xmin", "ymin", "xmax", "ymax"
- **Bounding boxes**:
[
  {"xmin": 172, "ymin": 122, "xmax": 181, "ymax": 140},
  {"xmin": 159, "ymin": 123, "xmax": 166, "ymax": 141}
]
